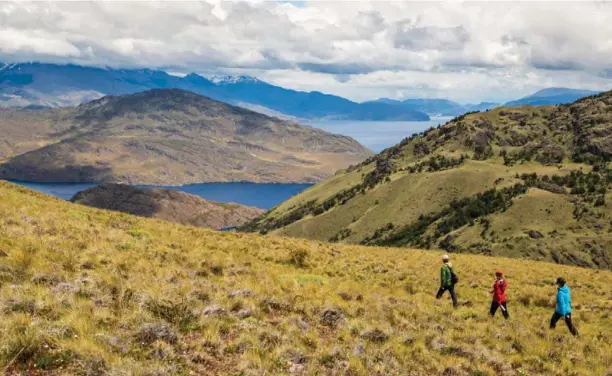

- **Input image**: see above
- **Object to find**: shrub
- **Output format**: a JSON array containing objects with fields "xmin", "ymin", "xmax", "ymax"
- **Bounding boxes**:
[
  {"xmin": 145, "ymin": 299, "xmax": 199, "ymax": 332},
  {"xmin": 136, "ymin": 323, "xmax": 178, "ymax": 345},
  {"xmin": 288, "ymin": 248, "xmax": 310, "ymax": 268}
]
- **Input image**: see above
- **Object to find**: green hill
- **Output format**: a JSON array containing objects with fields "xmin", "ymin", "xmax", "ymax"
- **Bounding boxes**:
[
  {"xmin": 0, "ymin": 181, "xmax": 611, "ymax": 375},
  {"xmin": 243, "ymin": 91, "xmax": 612, "ymax": 269}
]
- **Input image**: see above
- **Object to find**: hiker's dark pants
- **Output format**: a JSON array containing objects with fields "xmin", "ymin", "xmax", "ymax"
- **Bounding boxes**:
[
  {"xmin": 489, "ymin": 301, "xmax": 509, "ymax": 319},
  {"xmin": 436, "ymin": 285, "xmax": 458, "ymax": 307},
  {"xmin": 550, "ymin": 312, "xmax": 579, "ymax": 336}
]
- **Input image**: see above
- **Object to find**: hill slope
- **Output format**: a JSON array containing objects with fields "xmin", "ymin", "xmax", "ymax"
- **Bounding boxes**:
[
  {"xmin": 0, "ymin": 89, "xmax": 373, "ymax": 184},
  {"xmin": 0, "ymin": 62, "xmax": 429, "ymax": 121},
  {"xmin": 243, "ymin": 91, "xmax": 612, "ymax": 269},
  {"xmin": 70, "ymin": 183, "xmax": 264, "ymax": 229},
  {"xmin": 0, "ymin": 181, "xmax": 610, "ymax": 375}
]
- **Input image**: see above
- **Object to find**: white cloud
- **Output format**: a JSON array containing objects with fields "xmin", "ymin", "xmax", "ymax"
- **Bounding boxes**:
[{"xmin": 0, "ymin": 1, "xmax": 611, "ymax": 103}]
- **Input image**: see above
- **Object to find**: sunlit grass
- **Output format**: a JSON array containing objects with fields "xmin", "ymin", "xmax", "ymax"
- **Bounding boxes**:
[{"xmin": 0, "ymin": 181, "xmax": 610, "ymax": 375}]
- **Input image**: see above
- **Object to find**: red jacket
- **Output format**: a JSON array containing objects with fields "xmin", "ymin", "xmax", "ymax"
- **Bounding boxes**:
[{"xmin": 492, "ymin": 279, "xmax": 507, "ymax": 303}]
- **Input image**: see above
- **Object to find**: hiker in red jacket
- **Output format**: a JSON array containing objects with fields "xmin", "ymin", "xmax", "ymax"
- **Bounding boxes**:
[{"xmin": 489, "ymin": 269, "xmax": 509, "ymax": 319}]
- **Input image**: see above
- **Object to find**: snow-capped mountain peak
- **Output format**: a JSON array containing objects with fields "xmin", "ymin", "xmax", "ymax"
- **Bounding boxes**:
[
  {"xmin": 0, "ymin": 63, "xmax": 18, "ymax": 73},
  {"xmin": 209, "ymin": 75, "xmax": 260, "ymax": 85}
]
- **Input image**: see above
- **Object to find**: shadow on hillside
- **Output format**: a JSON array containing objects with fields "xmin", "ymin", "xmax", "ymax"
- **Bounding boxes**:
[
  {"xmin": 0, "ymin": 163, "xmax": 115, "ymax": 185},
  {"xmin": 70, "ymin": 184, "xmax": 162, "ymax": 218}
]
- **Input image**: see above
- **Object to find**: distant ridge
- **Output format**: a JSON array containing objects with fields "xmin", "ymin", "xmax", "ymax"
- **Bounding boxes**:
[
  {"xmin": 367, "ymin": 88, "xmax": 604, "ymax": 117},
  {"xmin": 368, "ymin": 98, "xmax": 499, "ymax": 116},
  {"xmin": 0, "ymin": 62, "xmax": 429, "ymax": 121},
  {"xmin": 504, "ymin": 87, "xmax": 601, "ymax": 106}
]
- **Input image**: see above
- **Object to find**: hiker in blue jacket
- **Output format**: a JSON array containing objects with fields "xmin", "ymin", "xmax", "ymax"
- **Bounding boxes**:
[{"xmin": 549, "ymin": 277, "xmax": 579, "ymax": 336}]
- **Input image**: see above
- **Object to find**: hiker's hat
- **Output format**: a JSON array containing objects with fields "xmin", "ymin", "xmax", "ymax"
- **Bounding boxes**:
[
  {"xmin": 442, "ymin": 254, "xmax": 450, "ymax": 261},
  {"xmin": 496, "ymin": 269, "xmax": 503, "ymax": 276}
]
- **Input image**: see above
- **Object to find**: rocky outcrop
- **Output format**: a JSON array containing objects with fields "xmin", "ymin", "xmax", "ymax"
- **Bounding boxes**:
[{"xmin": 71, "ymin": 184, "xmax": 264, "ymax": 230}]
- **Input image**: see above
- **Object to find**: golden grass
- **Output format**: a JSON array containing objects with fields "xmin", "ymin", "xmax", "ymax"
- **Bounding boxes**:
[{"xmin": 0, "ymin": 181, "xmax": 611, "ymax": 375}]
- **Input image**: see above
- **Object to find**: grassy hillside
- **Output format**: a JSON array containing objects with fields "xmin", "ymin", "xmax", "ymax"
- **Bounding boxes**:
[
  {"xmin": 0, "ymin": 181, "xmax": 611, "ymax": 375},
  {"xmin": 243, "ymin": 92, "xmax": 612, "ymax": 269}
]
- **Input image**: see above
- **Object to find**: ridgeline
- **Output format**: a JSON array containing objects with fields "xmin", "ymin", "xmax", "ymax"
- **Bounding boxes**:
[{"xmin": 243, "ymin": 91, "xmax": 612, "ymax": 269}]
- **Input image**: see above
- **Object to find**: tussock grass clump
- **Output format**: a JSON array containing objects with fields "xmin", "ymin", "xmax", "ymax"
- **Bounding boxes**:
[
  {"xmin": 288, "ymin": 247, "xmax": 310, "ymax": 268},
  {"xmin": 0, "ymin": 181, "xmax": 611, "ymax": 375}
]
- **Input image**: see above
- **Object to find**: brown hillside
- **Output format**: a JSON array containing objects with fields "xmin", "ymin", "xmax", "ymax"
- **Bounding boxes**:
[
  {"xmin": 70, "ymin": 183, "xmax": 264, "ymax": 230},
  {"xmin": 0, "ymin": 89, "xmax": 373, "ymax": 185}
]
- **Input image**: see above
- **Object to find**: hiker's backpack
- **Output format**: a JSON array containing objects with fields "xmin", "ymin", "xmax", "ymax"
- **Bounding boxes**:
[{"xmin": 449, "ymin": 266, "xmax": 459, "ymax": 284}]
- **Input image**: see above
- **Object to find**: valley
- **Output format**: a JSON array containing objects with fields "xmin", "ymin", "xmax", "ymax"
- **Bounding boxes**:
[
  {"xmin": 244, "ymin": 91, "xmax": 612, "ymax": 269},
  {"xmin": 3, "ymin": 2, "xmax": 612, "ymax": 376}
]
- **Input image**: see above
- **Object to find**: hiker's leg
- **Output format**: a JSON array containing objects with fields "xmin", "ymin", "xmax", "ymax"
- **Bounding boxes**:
[
  {"xmin": 550, "ymin": 312, "xmax": 562, "ymax": 329},
  {"xmin": 449, "ymin": 285, "xmax": 458, "ymax": 307},
  {"xmin": 564, "ymin": 314, "xmax": 579, "ymax": 336},
  {"xmin": 489, "ymin": 301, "xmax": 498, "ymax": 316},
  {"xmin": 501, "ymin": 302, "xmax": 509, "ymax": 320},
  {"xmin": 435, "ymin": 287, "xmax": 446, "ymax": 299}
]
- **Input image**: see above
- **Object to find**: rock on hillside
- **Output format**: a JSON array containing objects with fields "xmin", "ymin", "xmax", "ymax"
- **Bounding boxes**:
[
  {"xmin": 243, "ymin": 91, "xmax": 612, "ymax": 269},
  {"xmin": 71, "ymin": 184, "xmax": 263, "ymax": 230},
  {"xmin": 0, "ymin": 89, "xmax": 373, "ymax": 184}
]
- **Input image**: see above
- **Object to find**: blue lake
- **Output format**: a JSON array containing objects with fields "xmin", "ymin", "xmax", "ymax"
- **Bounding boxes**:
[
  {"xmin": 307, "ymin": 117, "xmax": 451, "ymax": 152},
  {"xmin": 12, "ymin": 181, "xmax": 312, "ymax": 210}
]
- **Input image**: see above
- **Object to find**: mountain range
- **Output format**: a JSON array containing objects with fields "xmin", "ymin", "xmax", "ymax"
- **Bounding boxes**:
[
  {"xmin": 504, "ymin": 87, "xmax": 601, "ymax": 106},
  {"xmin": 368, "ymin": 98, "xmax": 499, "ymax": 116},
  {"xmin": 370, "ymin": 88, "xmax": 602, "ymax": 116},
  {"xmin": 0, "ymin": 89, "xmax": 373, "ymax": 185},
  {"xmin": 0, "ymin": 62, "xmax": 429, "ymax": 121},
  {"xmin": 1, "ymin": 62, "xmax": 602, "ymax": 120},
  {"xmin": 243, "ymin": 90, "xmax": 612, "ymax": 269}
]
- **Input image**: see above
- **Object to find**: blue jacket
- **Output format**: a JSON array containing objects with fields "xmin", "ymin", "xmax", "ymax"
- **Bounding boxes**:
[{"xmin": 556, "ymin": 285, "xmax": 572, "ymax": 315}]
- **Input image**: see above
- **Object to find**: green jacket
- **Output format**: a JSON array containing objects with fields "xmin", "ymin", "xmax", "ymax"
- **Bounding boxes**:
[{"xmin": 441, "ymin": 264, "xmax": 454, "ymax": 287}]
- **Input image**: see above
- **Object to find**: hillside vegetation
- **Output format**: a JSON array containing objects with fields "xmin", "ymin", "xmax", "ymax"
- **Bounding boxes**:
[
  {"xmin": 244, "ymin": 91, "xmax": 612, "ymax": 269},
  {"xmin": 0, "ymin": 89, "xmax": 372, "ymax": 185},
  {"xmin": 0, "ymin": 181, "xmax": 611, "ymax": 375}
]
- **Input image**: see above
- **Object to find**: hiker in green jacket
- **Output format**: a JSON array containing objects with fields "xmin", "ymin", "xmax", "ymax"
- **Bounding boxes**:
[{"xmin": 435, "ymin": 254, "xmax": 458, "ymax": 307}]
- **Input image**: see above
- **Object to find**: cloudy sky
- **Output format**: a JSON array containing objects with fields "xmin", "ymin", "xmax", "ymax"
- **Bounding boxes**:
[{"xmin": 1, "ymin": 1, "xmax": 612, "ymax": 103}]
